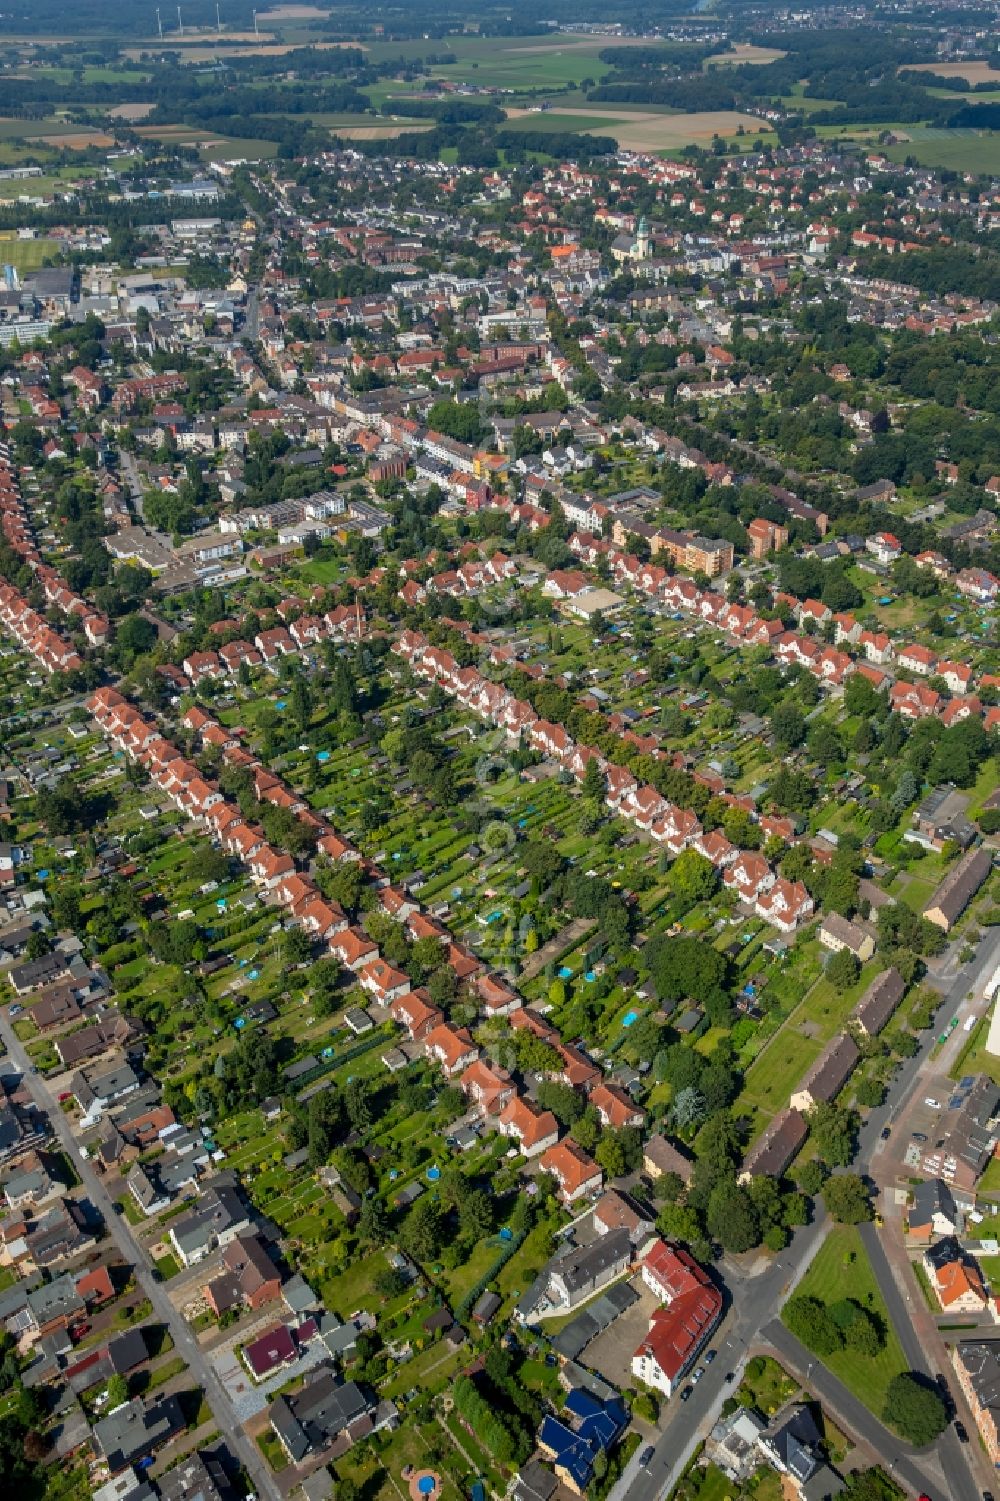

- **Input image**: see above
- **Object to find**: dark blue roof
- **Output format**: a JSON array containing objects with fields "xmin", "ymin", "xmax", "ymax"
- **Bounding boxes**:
[{"xmin": 539, "ymin": 1395, "xmax": 627, "ymax": 1489}]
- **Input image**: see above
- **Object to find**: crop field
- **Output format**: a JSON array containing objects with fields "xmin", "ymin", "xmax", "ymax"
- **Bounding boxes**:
[
  {"xmin": 120, "ymin": 36, "xmax": 357, "ymax": 62},
  {"xmin": 363, "ymin": 31, "xmax": 640, "ymax": 92},
  {"xmin": 25, "ymin": 128, "xmax": 114, "ymax": 149},
  {"xmin": 705, "ymin": 43, "xmax": 787, "ymax": 66},
  {"xmin": 883, "ymin": 126, "xmax": 1000, "ymax": 173},
  {"xmin": 0, "ymin": 115, "xmax": 93, "ymax": 140},
  {"xmin": 108, "ymin": 102, "xmax": 157, "ymax": 120},
  {"xmin": 903, "ymin": 59, "xmax": 1000, "ymax": 86},
  {"xmin": 504, "ymin": 105, "xmax": 775, "ymax": 151},
  {"xmin": 133, "ymin": 124, "xmax": 280, "ymax": 159}
]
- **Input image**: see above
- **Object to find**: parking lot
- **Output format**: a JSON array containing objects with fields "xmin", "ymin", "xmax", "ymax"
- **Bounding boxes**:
[{"xmin": 578, "ymin": 1277, "xmax": 660, "ymax": 1394}]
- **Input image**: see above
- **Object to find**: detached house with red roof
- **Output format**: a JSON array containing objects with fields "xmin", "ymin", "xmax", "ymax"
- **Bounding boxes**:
[
  {"xmin": 460, "ymin": 1059, "xmax": 515, "ymax": 1117},
  {"xmin": 424, "ymin": 1023, "xmax": 478, "ymax": 1078},
  {"xmin": 866, "ymin": 531, "xmax": 902, "ymax": 565},
  {"xmin": 631, "ymin": 1239, "xmax": 723, "ymax": 1397},
  {"xmin": 358, "ymin": 958, "xmax": 410, "ymax": 1005},
  {"xmin": 897, "ymin": 642, "xmax": 938, "ymax": 677},
  {"xmin": 497, "ymin": 1097, "xmax": 559, "ymax": 1159},
  {"xmin": 539, "ymin": 1140, "xmax": 603, "ymax": 1205},
  {"xmin": 390, "ymin": 991, "xmax": 442, "ymax": 1041},
  {"xmin": 589, "ymin": 1082, "xmax": 645, "ymax": 1131},
  {"xmin": 755, "ymin": 879, "xmax": 814, "ymax": 934}
]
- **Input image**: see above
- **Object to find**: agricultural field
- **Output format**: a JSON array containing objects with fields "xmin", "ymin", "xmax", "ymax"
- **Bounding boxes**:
[
  {"xmin": 902, "ymin": 60, "xmax": 1000, "ymax": 86},
  {"xmin": 705, "ymin": 44, "xmax": 787, "ymax": 67},
  {"xmin": 362, "ymin": 31, "xmax": 634, "ymax": 93},
  {"xmin": 503, "ymin": 105, "xmax": 776, "ymax": 152},
  {"xmin": 882, "ymin": 127, "xmax": 1000, "ymax": 174}
]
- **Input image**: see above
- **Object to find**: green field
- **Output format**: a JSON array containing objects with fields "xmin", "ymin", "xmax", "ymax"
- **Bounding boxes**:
[
  {"xmin": 883, "ymin": 127, "xmax": 1000, "ymax": 173},
  {"xmin": 741, "ymin": 1030, "xmax": 821, "ymax": 1120},
  {"xmin": 363, "ymin": 31, "xmax": 626, "ymax": 93},
  {"xmin": 0, "ymin": 236, "xmax": 58, "ymax": 270},
  {"xmin": 0, "ymin": 115, "xmax": 93, "ymax": 139},
  {"xmin": 787, "ymin": 1226, "xmax": 909, "ymax": 1417}
]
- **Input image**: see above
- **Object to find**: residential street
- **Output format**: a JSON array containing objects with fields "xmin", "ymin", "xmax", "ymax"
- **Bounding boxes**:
[
  {"xmin": 613, "ymin": 926, "xmax": 1000, "ymax": 1501},
  {"xmin": 0, "ymin": 1014, "xmax": 281, "ymax": 1501}
]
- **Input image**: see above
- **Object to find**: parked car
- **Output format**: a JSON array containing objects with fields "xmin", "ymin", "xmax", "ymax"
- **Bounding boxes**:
[
  {"xmin": 639, "ymin": 1447, "xmax": 655, "ymax": 1467},
  {"xmin": 912, "ymin": 1132, "xmax": 928, "ymax": 1142},
  {"xmin": 955, "ymin": 1421, "xmax": 969, "ymax": 1443},
  {"xmin": 924, "ymin": 1098, "xmax": 941, "ymax": 1109},
  {"xmin": 704, "ymin": 1350, "xmax": 716, "ymax": 1364},
  {"xmin": 880, "ymin": 1127, "xmax": 891, "ymax": 1140},
  {"xmin": 679, "ymin": 1386, "xmax": 693, "ymax": 1401}
]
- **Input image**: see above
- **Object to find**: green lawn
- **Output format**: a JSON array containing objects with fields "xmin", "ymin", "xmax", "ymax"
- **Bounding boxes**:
[
  {"xmin": 740, "ymin": 1030, "xmax": 822, "ymax": 1120},
  {"xmin": 947, "ymin": 1016, "xmax": 1000, "ymax": 1088},
  {"xmin": 786, "ymin": 1226, "xmax": 909, "ymax": 1417},
  {"xmin": 0, "ymin": 235, "xmax": 58, "ymax": 271}
]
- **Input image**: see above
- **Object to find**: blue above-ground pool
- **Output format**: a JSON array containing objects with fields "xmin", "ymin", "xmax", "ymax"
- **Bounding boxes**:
[
  {"xmin": 558, "ymin": 965, "xmax": 572, "ymax": 978},
  {"xmin": 316, "ymin": 750, "xmax": 330, "ymax": 763},
  {"xmin": 499, "ymin": 1226, "xmax": 513, "ymax": 1241},
  {"xmin": 427, "ymin": 1166, "xmax": 441, "ymax": 1182},
  {"xmin": 622, "ymin": 1010, "xmax": 638, "ymax": 1027},
  {"xmin": 418, "ymin": 1478, "xmax": 436, "ymax": 1496},
  {"xmin": 584, "ymin": 970, "xmax": 595, "ymax": 982}
]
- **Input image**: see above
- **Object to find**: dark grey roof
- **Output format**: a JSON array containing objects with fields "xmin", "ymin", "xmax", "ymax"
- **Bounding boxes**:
[
  {"xmin": 956, "ymin": 1339, "xmax": 1000, "ymax": 1418},
  {"xmin": 551, "ymin": 1280, "xmax": 638, "ymax": 1361},
  {"xmin": 742, "ymin": 1108, "xmax": 808, "ymax": 1180},
  {"xmin": 853, "ymin": 967, "xmax": 905, "ymax": 1036},
  {"xmin": 762, "ymin": 1403, "xmax": 822, "ymax": 1484},
  {"xmin": 794, "ymin": 1033, "xmax": 859, "ymax": 1105},
  {"xmin": 157, "ymin": 1450, "xmax": 234, "ymax": 1501},
  {"xmin": 512, "ymin": 1459, "xmax": 558, "ymax": 1501},
  {"xmin": 925, "ymin": 847, "xmax": 992, "ymax": 928},
  {"xmin": 910, "ymin": 1177, "xmax": 958, "ymax": 1228},
  {"xmin": 93, "ymin": 1394, "xmax": 184, "ymax": 1472},
  {"xmin": 551, "ymin": 1229, "xmax": 632, "ymax": 1296},
  {"xmin": 269, "ymin": 1367, "xmax": 370, "ymax": 1461}
]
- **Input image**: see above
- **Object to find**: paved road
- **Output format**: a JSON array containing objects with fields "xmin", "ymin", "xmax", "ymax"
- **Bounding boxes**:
[
  {"xmin": 857, "ymin": 1227, "xmax": 984, "ymax": 1501},
  {"xmin": 120, "ymin": 451, "xmax": 146, "ymax": 521},
  {"xmin": 763, "ymin": 1320, "xmax": 949, "ymax": 1500},
  {"xmin": 611, "ymin": 1214, "xmax": 832, "ymax": 1501},
  {"xmin": 0, "ymin": 1015, "xmax": 281, "ymax": 1501},
  {"xmin": 244, "ymin": 283, "xmax": 261, "ymax": 342},
  {"xmin": 615, "ymin": 927, "xmax": 1000, "ymax": 1501}
]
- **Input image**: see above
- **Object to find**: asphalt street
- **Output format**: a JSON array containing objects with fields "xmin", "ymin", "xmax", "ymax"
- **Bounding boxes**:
[
  {"xmin": 612, "ymin": 926, "xmax": 1000, "ymax": 1501},
  {"xmin": 0, "ymin": 1014, "xmax": 281, "ymax": 1501}
]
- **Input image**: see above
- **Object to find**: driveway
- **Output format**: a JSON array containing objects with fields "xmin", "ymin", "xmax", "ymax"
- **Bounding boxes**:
[
  {"xmin": 579, "ymin": 1278, "xmax": 659, "ymax": 1394},
  {"xmin": 211, "ymin": 1339, "xmax": 328, "ymax": 1423}
]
